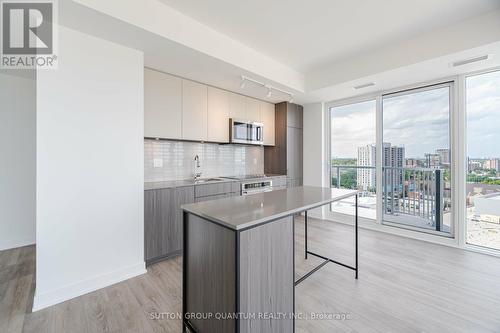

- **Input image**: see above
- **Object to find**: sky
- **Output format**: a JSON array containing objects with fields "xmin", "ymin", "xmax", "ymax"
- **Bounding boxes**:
[
  {"xmin": 330, "ymin": 70, "xmax": 500, "ymax": 159},
  {"xmin": 383, "ymin": 86, "xmax": 449, "ymax": 158},
  {"xmin": 466, "ymin": 70, "xmax": 500, "ymax": 158},
  {"xmin": 330, "ymin": 100, "xmax": 376, "ymax": 158}
]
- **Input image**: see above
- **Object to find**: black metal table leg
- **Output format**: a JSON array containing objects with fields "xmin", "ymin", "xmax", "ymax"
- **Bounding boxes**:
[
  {"xmin": 304, "ymin": 211, "xmax": 308, "ymax": 259},
  {"xmin": 355, "ymin": 194, "xmax": 358, "ymax": 279},
  {"xmin": 295, "ymin": 192, "xmax": 360, "ymax": 286},
  {"xmin": 182, "ymin": 211, "xmax": 187, "ymax": 332}
]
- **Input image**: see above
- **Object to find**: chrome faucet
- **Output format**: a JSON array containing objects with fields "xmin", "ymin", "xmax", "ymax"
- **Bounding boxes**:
[{"xmin": 194, "ymin": 154, "xmax": 202, "ymax": 181}]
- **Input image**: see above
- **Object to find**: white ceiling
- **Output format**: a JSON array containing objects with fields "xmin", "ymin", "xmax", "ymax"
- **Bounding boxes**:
[
  {"xmin": 66, "ymin": 0, "xmax": 500, "ymax": 104},
  {"xmin": 160, "ymin": 0, "xmax": 500, "ymax": 72}
]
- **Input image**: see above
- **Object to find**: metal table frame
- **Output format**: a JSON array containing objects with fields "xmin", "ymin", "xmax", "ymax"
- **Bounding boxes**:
[{"xmin": 295, "ymin": 193, "xmax": 358, "ymax": 286}]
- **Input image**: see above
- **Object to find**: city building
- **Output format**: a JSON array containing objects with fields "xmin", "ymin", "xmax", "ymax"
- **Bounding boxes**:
[
  {"xmin": 385, "ymin": 144, "xmax": 405, "ymax": 191},
  {"xmin": 468, "ymin": 158, "xmax": 483, "ymax": 172},
  {"xmin": 425, "ymin": 153, "xmax": 441, "ymax": 169},
  {"xmin": 436, "ymin": 148, "xmax": 450, "ymax": 166},
  {"xmin": 424, "ymin": 149, "xmax": 450, "ymax": 169},
  {"xmin": 485, "ymin": 158, "xmax": 500, "ymax": 171},
  {"xmin": 406, "ymin": 158, "xmax": 421, "ymax": 168},
  {"xmin": 357, "ymin": 143, "xmax": 405, "ymax": 192},
  {"xmin": 357, "ymin": 144, "xmax": 376, "ymax": 191}
]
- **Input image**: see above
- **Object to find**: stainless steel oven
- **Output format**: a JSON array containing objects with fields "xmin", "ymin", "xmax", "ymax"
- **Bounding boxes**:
[
  {"xmin": 229, "ymin": 119, "xmax": 263, "ymax": 145},
  {"xmin": 241, "ymin": 180, "xmax": 273, "ymax": 195}
]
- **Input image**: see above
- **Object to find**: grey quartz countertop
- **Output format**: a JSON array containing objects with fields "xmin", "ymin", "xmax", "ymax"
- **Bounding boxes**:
[
  {"xmin": 144, "ymin": 174, "xmax": 287, "ymax": 190},
  {"xmin": 181, "ymin": 186, "xmax": 358, "ymax": 230}
]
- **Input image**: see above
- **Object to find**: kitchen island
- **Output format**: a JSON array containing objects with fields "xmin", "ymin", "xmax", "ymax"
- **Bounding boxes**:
[{"xmin": 181, "ymin": 186, "xmax": 358, "ymax": 333}]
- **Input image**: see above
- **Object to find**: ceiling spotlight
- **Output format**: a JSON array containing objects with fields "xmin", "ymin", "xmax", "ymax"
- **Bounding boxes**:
[
  {"xmin": 240, "ymin": 78, "xmax": 246, "ymax": 89},
  {"xmin": 267, "ymin": 88, "xmax": 272, "ymax": 98}
]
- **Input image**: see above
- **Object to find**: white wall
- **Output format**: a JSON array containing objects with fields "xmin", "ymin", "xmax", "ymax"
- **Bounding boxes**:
[
  {"xmin": 0, "ymin": 71, "xmax": 36, "ymax": 251},
  {"xmin": 34, "ymin": 26, "xmax": 145, "ymax": 311},
  {"xmin": 303, "ymin": 102, "xmax": 326, "ymax": 218}
]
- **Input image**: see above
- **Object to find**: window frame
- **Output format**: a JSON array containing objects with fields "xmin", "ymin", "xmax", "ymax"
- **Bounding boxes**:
[
  {"xmin": 381, "ymin": 81, "xmax": 455, "ymax": 238},
  {"xmin": 325, "ymin": 77, "xmax": 460, "ymax": 249},
  {"xmin": 462, "ymin": 67, "xmax": 500, "ymax": 254},
  {"xmin": 326, "ymin": 95, "xmax": 379, "ymax": 227},
  {"xmin": 324, "ymin": 67, "xmax": 500, "ymax": 257}
]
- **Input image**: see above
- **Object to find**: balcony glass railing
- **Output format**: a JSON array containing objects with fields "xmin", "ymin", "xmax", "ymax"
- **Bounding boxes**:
[
  {"xmin": 331, "ymin": 165, "xmax": 451, "ymax": 234},
  {"xmin": 330, "ymin": 165, "xmax": 377, "ymax": 220}
]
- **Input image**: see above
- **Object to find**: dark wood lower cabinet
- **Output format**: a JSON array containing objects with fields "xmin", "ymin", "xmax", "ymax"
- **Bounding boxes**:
[
  {"xmin": 145, "ymin": 178, "xmax": 286, "ymax": 265},
  {"xmin": 185, "ymin": 214, "xmax": 236, "ymax": 333},
  {"xmin": 184, "ymin": 213, "xmax": 294, "ymax": 333},
  {"xmin": 194, "ymin": 192, "xmax": 233, "ymax": 203},
  {"xmin": 144, "ymin": 186, "xmax": 194, "ymax": 264}
]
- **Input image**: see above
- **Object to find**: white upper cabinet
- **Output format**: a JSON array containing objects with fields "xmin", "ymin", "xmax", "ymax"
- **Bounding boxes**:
[
  {"xmin": 229, "ymin": 92, "xmax": 246, "ymax": 120},
  {"xmin": 207, "ymin": 86, "xmax": 230, "ymax": 143},
  {"xmin": 182, "ymin": 80, "xmax": 207, "ymax": 141},
  {"xmin": 245, "ymin": 96, "xmax": 261, "ymax": 122},
  {"xmin": 144, "ymin": 68, "xmax": 182, "ymax": 139},
  {"xmin": 261, "ymin": 102, "xmax": 275, "ymax": 146},
  {"xmin": 144, "ymin": 69, "xmax": 276, "ymax": 144}
]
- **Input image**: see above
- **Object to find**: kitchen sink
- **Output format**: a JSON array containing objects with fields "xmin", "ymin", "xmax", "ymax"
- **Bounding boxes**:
[{"xmin": 194, "ymin": 178, "xmax": 225, "ymax": 183}]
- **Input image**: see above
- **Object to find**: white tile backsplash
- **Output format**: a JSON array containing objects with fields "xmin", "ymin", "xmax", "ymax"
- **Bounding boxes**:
[{"xmin": 144, "ymin": 139, "xmax": 264, "ymax": 182}]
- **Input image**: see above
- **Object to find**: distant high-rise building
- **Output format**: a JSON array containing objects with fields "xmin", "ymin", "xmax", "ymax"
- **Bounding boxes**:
[
  {"xmin": 436, "ymin": 148, "xmax": 450, "ymax": 166},
  {"xmin": 357, "ymin": 143, "xmax": 405, "ymax": 192},
  {"xmin": 357, "ymin": 144, "xmax": 376, "ymax": 191},
  {"xmin": 468, "ymin": 158, "xmax": 483, "ymax": 172},
  {"xmin": 406, "ymin": 158, "xmax": 421, "ymax": 168},
  {"xmin": 485, "ymin": 158, "xmax": 500, "ymax": 171},
  {"xmin": 425, "ymin": 153, "xmax": 441, "ymax": 169},
  {"xmin": 384, "ymin": 144, "xmax": 405, "ymax": 191}
]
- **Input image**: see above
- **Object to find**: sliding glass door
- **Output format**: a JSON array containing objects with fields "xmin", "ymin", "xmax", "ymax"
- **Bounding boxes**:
[
  {"xmin": 466, "ymin": 70, "xmax": 500, "ymax": 251},
  {"xmin": 328, "ymin": 83, "xmax": 455, "ymax": 236},
  {"xmin": 381, "ymin": 84, "xmax": 452, "ymax": 235}
]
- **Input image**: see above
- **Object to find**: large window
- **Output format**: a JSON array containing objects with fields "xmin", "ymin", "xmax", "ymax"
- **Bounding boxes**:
[
  {"xmin": 330, "ymin": 100, "xmax": 376, "ymax": 219},
  {"xmin": 466, "ymin": 70, "xmax": 500, "ymax": 251},
  {"xmin": 327, "ymin": 69, "xmax": 500, "ymax": 251},
  {"xmin": 382, "ymin": 84, "xmax": 452, "ymax": 235},
  {"xmin": 328, "ymin": 84, "xmax": 454, "ymax": 237}
]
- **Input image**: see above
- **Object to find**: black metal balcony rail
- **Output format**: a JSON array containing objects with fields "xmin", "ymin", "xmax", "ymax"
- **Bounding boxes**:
[{"xmin": 331, "ymin": 165, "xmax": 449, "ymax": 232}]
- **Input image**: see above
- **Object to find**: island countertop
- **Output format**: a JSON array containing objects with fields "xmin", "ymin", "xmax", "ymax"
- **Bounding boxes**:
[{"xmin": 181, "ymin": 186, "xmax": 358, "ymax": 230}]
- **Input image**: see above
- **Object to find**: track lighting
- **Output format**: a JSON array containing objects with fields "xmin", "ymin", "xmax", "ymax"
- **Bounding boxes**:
[{"xmin": 239, "ymin": 75, "xmax": 293, "ymax": 102}]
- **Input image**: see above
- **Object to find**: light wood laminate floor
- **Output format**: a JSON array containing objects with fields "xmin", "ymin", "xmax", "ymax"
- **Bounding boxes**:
[{"xmin": 1, "ymin": 216, "xmax": 500, "ymax": 332}]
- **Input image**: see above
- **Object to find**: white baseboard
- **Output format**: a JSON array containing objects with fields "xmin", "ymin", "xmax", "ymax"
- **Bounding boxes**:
[
  {"xmin": 0, "ymin": 239, "xmax": 35, "ymax": 251},
  {"xmin": 32, "ymin": 262, "xmax": 146, "ymax": 312}
]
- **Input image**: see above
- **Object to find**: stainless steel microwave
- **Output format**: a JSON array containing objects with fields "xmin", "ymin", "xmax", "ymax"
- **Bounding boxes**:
[{"xmin": 229, "ymin": 119, "xmax": 264, "ymax": 145}]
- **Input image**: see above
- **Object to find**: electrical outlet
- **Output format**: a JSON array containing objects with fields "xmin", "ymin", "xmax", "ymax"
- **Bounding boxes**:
[{"xmin": 153, "ymin": 158, "xmax": 163, "ymax": 168}]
